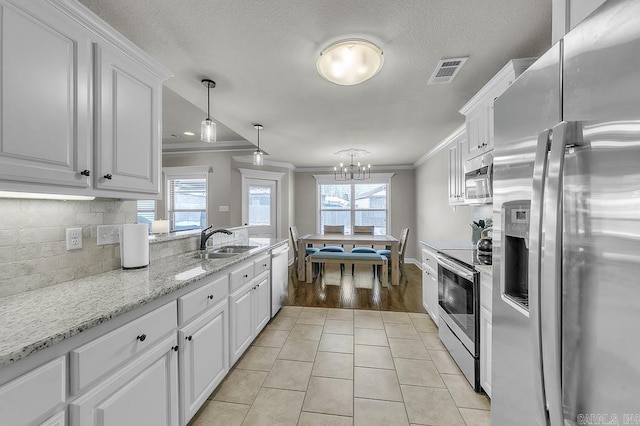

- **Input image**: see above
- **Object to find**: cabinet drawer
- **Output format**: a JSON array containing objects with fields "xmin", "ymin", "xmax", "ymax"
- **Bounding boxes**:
[
  {"xmin": 422, "ymin": 248, "xmax": 438, "ymax": 272},
  {"xmin": 253, "ymin": 254, "xmax": 270, "ymax": 276},
  {"xmin": 0, "ymin": 356, "xmax": 66, "ymax": 425},
  {"xmin": 70, "ymin": 301, "xmax": 177, "ymax": 394},
  {"xmin": 179, "ymin": 274, "xmax": 229, "ymax": 325},
  {"xmin": 229, "ymin": 262, "xmax": 254, "ymax": 293}
]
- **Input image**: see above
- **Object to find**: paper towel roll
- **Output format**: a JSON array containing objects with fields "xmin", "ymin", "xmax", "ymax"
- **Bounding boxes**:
[{"xmin": 120, "ymin": 223, "xmax": 149, "ymax": 269}]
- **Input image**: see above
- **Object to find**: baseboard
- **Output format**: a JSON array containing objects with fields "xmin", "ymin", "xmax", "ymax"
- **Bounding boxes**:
[{"xmin": 405, "ymin": 258, "xmax": 420, "ymax": 268}]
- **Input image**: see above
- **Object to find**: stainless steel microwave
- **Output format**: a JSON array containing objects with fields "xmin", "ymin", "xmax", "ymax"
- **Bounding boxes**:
[{"xmin": 464, "ymin": 151, "xmax": 493, "ymax": 204}]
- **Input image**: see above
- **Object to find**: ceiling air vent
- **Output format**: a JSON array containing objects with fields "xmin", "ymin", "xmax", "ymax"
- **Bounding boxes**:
[{"xmin": 428, "ymin": 57, "xmax": 468, "ymax": 85}]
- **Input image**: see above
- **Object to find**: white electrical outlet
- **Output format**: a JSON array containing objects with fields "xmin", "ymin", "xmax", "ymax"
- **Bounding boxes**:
[
  {"xmin": 97, "ymin": 225, "xmax": 121, "ymax": 245},
  {"xmin": 66, "ymin": 227, "xmax": 83, "ymax": 250}
]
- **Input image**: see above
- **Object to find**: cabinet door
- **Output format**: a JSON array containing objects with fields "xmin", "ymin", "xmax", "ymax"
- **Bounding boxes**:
[
  {"xmin": 229, "ymin": 284, "xmax": 254, "ymax": 365},
  {"xmin": 94, "ymin": 43, "xmax": 161, "ymax": 195},
  {"xmin": 448, "ymin": 142, "xmax": 460, "ymax": 204},
  {"xmin": 253, "ymin": 274, "xmax": 271, "ymax": 335},
  {"xmin": 179, "ymin": 301, "xmax": 229, "ymax": 425},
  {"xmin": 0, "ymin": 0, "xmax": 91, "ymax": 189},
  {"xmin": 69, "ymin": 335, "xmax": 179, "ymax": 426},
  {"xmin": 480, "ymin": 306, "xmax": 492, "ymax": 398},
  {"xmin": 428, "ymin": 272, "xmax": 440, "ymax": 327},
  {"xmin": 465, "ymin": 106, "xmax": 484, "ymax": 161},
  {"xmin": 422, "ymin": 264, "xmax": 430, "ymax": 313}
]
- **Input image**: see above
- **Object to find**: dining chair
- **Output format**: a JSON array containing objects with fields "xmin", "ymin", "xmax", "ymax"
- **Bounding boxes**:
[
  {"xmin": 319, "ymin": 225, "xmax": 345, "ymax": 253},
  {"xmin": 377, "ymin": 227, "xmax": 410, "ymax": 279},
  {"xmin": 290, "ymin": 226, "xmax": 319, "ymax": 279},
  {"xmin": 351, "ymin": 225, "xmax": 377, "ymax": 273}
]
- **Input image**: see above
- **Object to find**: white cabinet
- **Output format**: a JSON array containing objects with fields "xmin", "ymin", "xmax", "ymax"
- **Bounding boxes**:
[
  {"xmin": 229, "ymin": 257, "xmax": 272, "ymax": 365},
  {"xmin": 230, "ymin": 282, "xmax": 254, "ymax": 364},
  {"xmin": 254, "ymin": 274, "xmax": 271, "ymax": 333},
  {"xmin": 447, "ymin": 127, "xmax": 467, "ymax": 205},
  {"xmin": 460, "ymin": 58, "xmax": 536, "ymax": 162},
  {"xmin": 0, "ymin": 0, "xmax": 170, "ymax": 199},
  {"xmin": 179, "ymin": 300, "xmax": 228, "ymax": 426},
  {"xmin": 0, "ymin": 0, "xmax": 92, "ymax": 189},
  {"xmin": 69, "ymin": 334, "xmax": 179, "ymax": 426},
  {"xmin": 421, "ymin": 247, "xmax": 439, "ymax": 326},
  {"xmin": 0, "ymin": 356, "xmax": 66, "ymax": 425},
  {"xmin": 94, "ymin": 42, "xmax": 162, "ymax": 195},
  {"xmin": 479, "ymin": 271, "xmax": 492, "ymax": 398}
]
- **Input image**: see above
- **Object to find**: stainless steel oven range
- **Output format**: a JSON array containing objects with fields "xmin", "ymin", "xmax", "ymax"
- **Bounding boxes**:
[{"xmin": 437, "ymin": 253, "xmax": 480, "ymax": 391}]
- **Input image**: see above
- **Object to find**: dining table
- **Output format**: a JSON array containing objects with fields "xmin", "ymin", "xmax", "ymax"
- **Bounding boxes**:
[{"xmin": 296, "ymin": 233, "xmax": 400, "ymax": 286}]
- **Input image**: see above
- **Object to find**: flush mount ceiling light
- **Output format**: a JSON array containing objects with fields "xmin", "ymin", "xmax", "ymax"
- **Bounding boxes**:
[
  {"xmin": 317, "ymin": 39, "xmax": 384, "ymax": 86},
  {"xmin": 200, "ymin": 79, "xmax": 216, "ymax": 142},
  {"xmin": 334, "ymin": 149, "xmax": 371, "ymax": 181},
  {"xmin": 253, "ymin": 124, "xmax": 264, "ymax": 166}
]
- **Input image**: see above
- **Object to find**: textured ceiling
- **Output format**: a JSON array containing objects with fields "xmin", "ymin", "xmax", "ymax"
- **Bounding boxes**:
[{"xmin": 79, "ymin": 0, "xmax": 552, "ymax": 167}]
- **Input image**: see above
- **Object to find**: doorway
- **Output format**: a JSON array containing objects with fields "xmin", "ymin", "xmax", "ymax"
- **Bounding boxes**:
[{"xmin": 240, "ymin": 168, "xmax": 284, "ymax": 238}]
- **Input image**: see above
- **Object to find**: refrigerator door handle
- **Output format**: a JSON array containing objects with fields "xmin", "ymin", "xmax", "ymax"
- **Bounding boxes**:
[
  {"xmin": 542, "ymin": 121, "xmax": 580, "ymax": 426},
  {"xmin": 529, "ymin": 128, "xmax": 552, "ymax": 424}
]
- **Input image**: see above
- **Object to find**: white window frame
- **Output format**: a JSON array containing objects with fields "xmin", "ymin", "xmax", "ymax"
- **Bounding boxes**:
[
  {"xmin": 163, "ymin": 166, "xmax": 210, "ymax": 231},
  {"xmin": 136, "ymin": 200, "xmax": 156, "ymax": 222},
  {"xmin": 313, "ymin": 173, "xmax": 394, "ymax": 234}
]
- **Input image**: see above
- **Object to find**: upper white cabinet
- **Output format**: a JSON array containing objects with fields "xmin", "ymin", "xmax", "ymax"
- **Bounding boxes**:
[
  {"xmin": 447, "ymin": 126, "xmax": 467, "ymax": 205},
  {"xmin": 0, "ymin": 0, "xmax": 170, "ymax": 199},
  {"xmin": 459, "ymin": 58, "xmax": 536, "ymax": 161},
  {"xmin": 94, "ymin": 43, "xmax": 162, "ymax": 195},
  {"xmin": 0, "ymin": 0, "xmax": 92, "ymax": 190}
]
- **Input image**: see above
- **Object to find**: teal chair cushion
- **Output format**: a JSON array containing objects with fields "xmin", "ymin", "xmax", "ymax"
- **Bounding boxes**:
[
  {"xmin": 319, "ymin": 246, "xmax": 345, "ymax": 252},
  {"xmin": 351, "ymin": 247, "xmax": 377, "ymax": 254}
]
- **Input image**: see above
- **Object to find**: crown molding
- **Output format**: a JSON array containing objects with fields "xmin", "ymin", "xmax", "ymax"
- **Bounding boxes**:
[{"xmin": 413, "ymin": 124, "xmax": 465, "ymax": 167}]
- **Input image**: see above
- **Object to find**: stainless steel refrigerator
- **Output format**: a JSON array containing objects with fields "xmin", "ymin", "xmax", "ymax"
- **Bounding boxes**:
[{"xmin": 492, "ymin": 0, "xmax": 640, "ymax": 424}]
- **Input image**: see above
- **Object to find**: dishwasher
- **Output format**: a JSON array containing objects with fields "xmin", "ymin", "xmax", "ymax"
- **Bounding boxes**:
[{"xmin": 270, "ymin": 243, "xmax": 289, "ymax": 317}]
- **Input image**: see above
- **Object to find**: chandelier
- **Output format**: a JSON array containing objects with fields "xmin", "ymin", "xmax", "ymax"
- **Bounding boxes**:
[{"xmin": 334, "ymin": 149, "xmax": 371, "ymax": 181}]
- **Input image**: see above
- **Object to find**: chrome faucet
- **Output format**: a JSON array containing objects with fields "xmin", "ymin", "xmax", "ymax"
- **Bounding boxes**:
[{"xmin": 199, "ymin": 226, "xmax": 233, "ymax": 250}]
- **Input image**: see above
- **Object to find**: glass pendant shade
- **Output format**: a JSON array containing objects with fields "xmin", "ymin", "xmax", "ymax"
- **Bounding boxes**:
[
  {"xmin": 253, "ymin": 150, "xmax": 264, "ymax": 166},
  {"xmin": 200, "ymin": 118, "xmax": 216, "ymax": 143}
]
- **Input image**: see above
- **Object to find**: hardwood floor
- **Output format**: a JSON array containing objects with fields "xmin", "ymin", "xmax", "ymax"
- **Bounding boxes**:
[{"xmin": 285, "ymin": 263, "xmax": 426, "ymax": 313}]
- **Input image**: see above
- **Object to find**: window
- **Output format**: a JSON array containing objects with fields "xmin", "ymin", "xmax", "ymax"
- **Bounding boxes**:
[
  {"xmin": 316, "ymin": 174, "xmax": 392, "ymax": 235},
  {"xmin": 164, "ymin": 166, "xmax": 210, "ymax": 232},
  {"xmin": 136, "ymin": 200, "xmax": 156, "ymax": 226}
]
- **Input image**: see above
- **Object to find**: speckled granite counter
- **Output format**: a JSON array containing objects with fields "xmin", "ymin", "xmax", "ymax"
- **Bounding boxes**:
[{"xmin": 0, "ymin": 238, "xmax": 287, "ymax": 368}]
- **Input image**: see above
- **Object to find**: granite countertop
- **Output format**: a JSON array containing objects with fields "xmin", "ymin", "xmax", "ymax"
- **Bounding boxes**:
[
  {"xmin": 421, "ymin": 240, "xmax": 475, "ymax": 251},
  {"xmin": 0, "ymin": 238, "xmax": 287, "ymax": 368}
]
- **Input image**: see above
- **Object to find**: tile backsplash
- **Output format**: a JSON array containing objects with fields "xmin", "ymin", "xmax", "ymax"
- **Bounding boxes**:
[{"xmin": 0, "ymin": 199, "xmax": 201, "ymax": 298}]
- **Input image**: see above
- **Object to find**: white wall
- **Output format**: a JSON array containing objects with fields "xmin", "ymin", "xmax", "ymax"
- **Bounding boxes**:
[{"xmin": 414, "ymin": 147, "xmax": 473, "ymax": 256}]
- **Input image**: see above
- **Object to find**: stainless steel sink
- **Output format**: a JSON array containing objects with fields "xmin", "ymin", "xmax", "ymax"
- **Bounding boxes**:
[
  {"xmin": 212, "ymin": 245, "xmax": 257, "ymax": 254},
  {"xmin": 192, "ymin": 251, "xmax": 239, "ymax": 260}
]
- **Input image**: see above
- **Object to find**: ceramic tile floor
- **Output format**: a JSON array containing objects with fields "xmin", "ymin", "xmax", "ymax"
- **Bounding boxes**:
[{"xmin": 189, "ymin": 307, "xmax": 491, "ymax": 426}]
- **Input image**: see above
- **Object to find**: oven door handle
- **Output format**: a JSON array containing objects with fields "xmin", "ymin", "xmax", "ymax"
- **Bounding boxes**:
[{"xmin": 435, "ymin": 254, "xmax": 474, "ymax": 280}]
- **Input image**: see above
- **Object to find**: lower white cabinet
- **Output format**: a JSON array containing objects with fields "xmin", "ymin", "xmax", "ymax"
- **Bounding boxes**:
[
  {"xmin": 479, "ymin": 271, "xmax": 492, "ymax": 398},
  {"xmin": 178, "ymin": 300, "xmax": 228, "ymax": 426},
  {"xmin": 421, "ymin": 247, "xmax": 439, "ymax": 326},
  {"xmin": 229, "ymin": 271, "xmax": 271, "ymax": 365},
  {"xmin": 0, "ymin": 356, "xmax": 66, "ymax": 425},
  {"xmin": 254, "ymin": 274, "xmax": 271, "ymax": 334},
  {"xmin": 69, "ymin": 334, "xmax": 179, "ymax": 426}
]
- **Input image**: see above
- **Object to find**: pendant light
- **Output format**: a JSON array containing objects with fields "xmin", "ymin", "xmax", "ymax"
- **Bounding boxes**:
[
  {"xmin": 253, "ymin": 124, "xmax": 264, "ymax": 166},
  {"xmin": 200, "ymin": 79, "xmax": 216, "ymax": 143}
]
